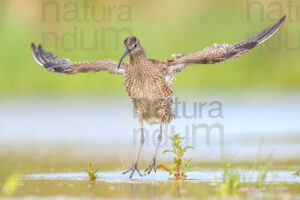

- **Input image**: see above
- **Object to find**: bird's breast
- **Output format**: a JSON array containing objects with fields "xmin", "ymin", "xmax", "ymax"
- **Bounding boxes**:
[
  {"xmin": 124, "ymin": 68, "xmax": 175, "ymax": 124},
  {"xmin": 124, "ymin": 68, "xmax": 173, "ymax": 100}
]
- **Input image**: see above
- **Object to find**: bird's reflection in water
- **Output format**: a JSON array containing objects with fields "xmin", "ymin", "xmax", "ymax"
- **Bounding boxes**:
[
  {"xmin": 128, "ymin": 179, "xmax": 185, "ymax": 199},
  {"xmin": 129, "ymin": 181, "xmax": 158, "ymax": 199},
  {"xmin": 149, "ymin": 183, "xmax": 157, "ymax": 199},
  {"xmin": 130, "ymin": 182, "xmax": 140, "ymax": 199}
]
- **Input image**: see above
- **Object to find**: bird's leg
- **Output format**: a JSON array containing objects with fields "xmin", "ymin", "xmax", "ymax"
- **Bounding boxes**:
[
  {"xmin": 123, "ymin": 120, "xmax": 144, "ymax": 178},
  {"xmin": 145, "ymin": 123, "xmax": 163, "ymax": 174}
]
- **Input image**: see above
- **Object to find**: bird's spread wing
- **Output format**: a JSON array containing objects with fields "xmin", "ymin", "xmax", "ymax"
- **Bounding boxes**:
[
  {"xmin": 31, "ymin": 44, "xmax": 128, "ymax": 75},
  {"xmin": 166, "ymin": 16, "xmax": 286, "ymax": 74}
]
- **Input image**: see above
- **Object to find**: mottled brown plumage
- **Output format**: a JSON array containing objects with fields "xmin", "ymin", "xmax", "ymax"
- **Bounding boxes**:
[
  {"xmin": 31, "ymin": 16, "xmax": 286, "ymax": 178},
  {"xmin": 123, "ymin": 41, "xmax": 174, "ymax": 125}
]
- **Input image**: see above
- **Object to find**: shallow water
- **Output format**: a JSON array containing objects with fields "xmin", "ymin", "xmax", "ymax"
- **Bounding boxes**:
[
  {"xmin": 25, "ymin": 171, "xmax": 300, "ymax": 183},
  {"xmin": 0, "ymin": 92, "xmax": 300, "ymax": 162},
  {"xmin": 5, "ymin": 170, "xmax": 299, "ymax": 199},
  {"xmin": 1, "ymin": 92, "xmax": 300, "ymax": 199}
]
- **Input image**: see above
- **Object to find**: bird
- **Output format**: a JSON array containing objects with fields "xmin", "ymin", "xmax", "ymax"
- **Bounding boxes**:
[{"xmin": 31, "ymin": 16, "xmax": 286, "ymax": 178}]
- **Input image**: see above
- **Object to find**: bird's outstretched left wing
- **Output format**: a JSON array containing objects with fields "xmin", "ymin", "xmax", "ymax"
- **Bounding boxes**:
[
  {"xmin": 31, "ymin": 44, "xmax": 128, "ymax": 75},
  {"xmin": 166, "ymin": 16, "xmax": 286, "ymax": 74}
]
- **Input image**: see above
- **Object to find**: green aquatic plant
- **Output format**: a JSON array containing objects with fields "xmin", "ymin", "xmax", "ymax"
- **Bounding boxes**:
[
  {"xmin": 220, "ymin": 161, "xmax": 242, "ymax": 191},
  {"xmin": 293, "ymin": 169, "xmax": 300, "ymax": 176},
  {"xmin": 217, "ymin": 161, "xmax": 242, "ymax": 196},
  {"xmin": 254, "ymin": 160, "xmax": 270, "ymax": 189},
  {"xmin": 1, "ymin": 174, "xmax": 21, "ymax": 197},
  {"xmin": 157, "ymin": 134, "xmax": 199, "ymax": 179},
  {"xmin": 248, "ymin": 153, "xmax": 272, "ymax": 189},
  {"xmin": 87, "ymin": 163, "xmax": 98, "ymax": 181},
  {"xmin": 217, "ymin": 153, "xmax": 272, "ymax": 196}
]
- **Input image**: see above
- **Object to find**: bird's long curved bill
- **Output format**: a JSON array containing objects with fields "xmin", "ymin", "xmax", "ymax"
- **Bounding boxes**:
[{"xmin": 118, "ymin": 47, "xmax": 131, "ymax": 69}]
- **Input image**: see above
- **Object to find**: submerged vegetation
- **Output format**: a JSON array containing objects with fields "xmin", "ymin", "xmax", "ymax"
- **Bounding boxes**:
[{"xmin": 157, "ymin": 134, "xmax": 200, "ymax": 179}]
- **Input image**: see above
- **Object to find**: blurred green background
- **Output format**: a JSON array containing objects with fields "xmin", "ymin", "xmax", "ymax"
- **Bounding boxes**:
[{"xmin": 0, "ymin": 0, "xmax": 298, "ymax": 96}]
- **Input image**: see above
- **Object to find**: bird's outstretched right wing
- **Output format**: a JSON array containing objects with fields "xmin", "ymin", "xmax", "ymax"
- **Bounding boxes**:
[
  {"xmin": 166, "ymin": 16, "xmax": 286, "ymax": 74},
  {"xmin": 31, "ymin": 44, "xmax": 128, "ymax": 75}
]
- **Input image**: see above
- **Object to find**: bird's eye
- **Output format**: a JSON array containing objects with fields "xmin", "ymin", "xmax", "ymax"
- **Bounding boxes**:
[{"xmin": 134, "ymin": 44, "xmax": 137, "ymax": 48}]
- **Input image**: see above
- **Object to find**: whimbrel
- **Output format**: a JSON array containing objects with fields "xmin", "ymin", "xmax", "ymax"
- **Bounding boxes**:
[{"xmin": 31, "ymin": 16, "xmax": 286, "ymax": 178}]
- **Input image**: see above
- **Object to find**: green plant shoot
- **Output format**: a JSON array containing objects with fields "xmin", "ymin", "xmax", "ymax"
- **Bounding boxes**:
[
  {"xmin": 157, "ymin": 134, "xmax": 199, "ymax": 179},
  {"xmin": 87, "ymin": 163, "xmax": 98, "ymax": 181}
]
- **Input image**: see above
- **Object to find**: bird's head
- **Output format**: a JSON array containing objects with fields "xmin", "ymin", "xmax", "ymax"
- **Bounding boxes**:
[{"xmin": 118, "ymin": 36, "xmax": 142, "ymax": 69}]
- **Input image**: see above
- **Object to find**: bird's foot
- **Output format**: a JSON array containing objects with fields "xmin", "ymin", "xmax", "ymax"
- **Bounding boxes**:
[
  {"xmin": 123, "ymin": 162, "xmax": 142, "ymax": 178},
  {"xmin": 145, "ymin": 158, "xmax": 156, "ymax": 174}
]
